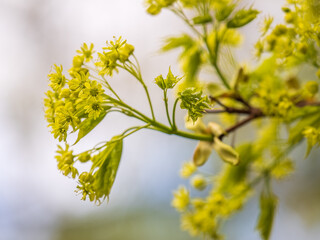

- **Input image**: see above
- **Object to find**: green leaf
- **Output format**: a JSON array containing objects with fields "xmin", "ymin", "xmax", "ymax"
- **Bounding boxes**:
[
  {"xmin": 74, "ymin": 111, "xmax": 107, "ymax": 145},
  {"xmin": 182, "ymin": 46, "xmax": 202, "ymax": 83},
  {"xmin": 215, "ymin": 4, "xmax": 235, "ymax": 21},
  {"xmin": 165, "ymin": 66, "xmax": 181, "ymax": 89},
  {"xmin": 256, "ymin": 192, "xmax": 277, "ymax": 240},
  {"xmin": 162, "ymin": 35, "xmax": 201, "ymax": 84},
  {"xmin": 192, "ymin": 15, "xmax": 212, "ymax": 25},
  {"xmin": 227, "ymin": 8, "xmax": 259, "ymax": 28},
  {"xmin": 212, "ymin": 137, "xmax": 239, "ymax": 165},
  {"xmin": 161, "ymin": 34, "xmax": 194, "ymax": 52},
  {"xmin": 93, "ymin": 137, "xmax": 123, "ymax": 200}
]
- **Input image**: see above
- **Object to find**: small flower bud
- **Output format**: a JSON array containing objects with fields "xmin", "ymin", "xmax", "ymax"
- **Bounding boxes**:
[
  {"xmin": 284, "ymin": 12, "xmax": 294, "ymax": 23},
  {"xmin": 79, "ymin": 172, "xmax": 94, "ymax": 183},
  {"xmin": 273, "ymin": 24, "xmax": 287, "ymax": 36},
  {"xmin": 119, "ymin": 44, "xmax": 134, "ymax": 62},
  {"xmin": 72, "ymin": 55, "xmax": 84, "ymax": 68},
  {"xmin": 191, "ymin": 175, "xmax": 207, "ymax": 190},
  {"xmin": 78, "ymin": 152, "xmax": 91, "ymax": 163},
  {"xmin": 297, "ymin": 43, "xmax": 308, "ymax": 55},
  {"xmin": 59, "ymin": 88, "xmax": 71, "ymax": 98},
  {"xmin": 64, "ymin": 152, "xmax": 74, "ymax": 165}
]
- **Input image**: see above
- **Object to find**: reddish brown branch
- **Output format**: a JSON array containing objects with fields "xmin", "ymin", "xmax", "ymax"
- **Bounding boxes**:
[
  {"xmin": 205, "ymin": 108, "xmax": 251, "ymax": 114},
  {"xmin": 208, "ymin": 94, "xmax": 320, "ymax": 140},
  {"xmin": 220, "ymin": 110, "xmax": 264, "ymax": 140}
]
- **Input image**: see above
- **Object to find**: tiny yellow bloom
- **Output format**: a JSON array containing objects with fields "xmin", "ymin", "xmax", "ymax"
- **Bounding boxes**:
[
  {"xmin": 180, "ymin": 161, "xmax": 197, "ymax": 178},
  {"xmin": 172, "ymin": 186, "xmax": 190, "ymax": 212}
]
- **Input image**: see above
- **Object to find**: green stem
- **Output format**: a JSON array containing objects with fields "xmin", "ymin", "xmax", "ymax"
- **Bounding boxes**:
[
  {"xmin": 202, "ymin": 30, "xmax": 231, "ymax": 90},
  {"xmin": 118, "ymin": 64, "xmax": 156, "ymax": 120},
  {"xmin": 164, "ymin": 90, "xmax": 173, "ymax": 127},
  {"xmin": 101, "ymin": 75, "xmax": 122, "ymax": 101},
  {"xmin": 170, "ymin": 6, "xmax": 231, "ymax": 90},
  {"xmin": 146, "ymin": 119, "xmax": 212, "ymax": 141},
  {"xmin": 172, "ymin": 98, "xmax": 179, "ymax": 131},
  {"xmin": 120, "ymin": 124, "xmax": 152, "ymax": 139},
  {"xmin": 108, "ymin": 94, "xmax": 213, "ymax": 142},
  {"xmin": 142, "ymin": 82, "xmax": 156, "ymax": 121},
  {"xmin": 170, "ymin": 6, "xmax": 202, "ymax": 37},
  {"xmin": 213, "ymin": 62, "xmax": 231, "ymax": 90}
]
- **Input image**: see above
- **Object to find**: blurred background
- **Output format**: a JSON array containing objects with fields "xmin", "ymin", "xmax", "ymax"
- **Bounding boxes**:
[{"xmin": 1, "ymin": 0, "xmax": 320, "ymax": 239}]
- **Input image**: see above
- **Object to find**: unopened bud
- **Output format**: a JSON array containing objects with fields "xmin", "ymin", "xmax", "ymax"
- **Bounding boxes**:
[{"xmin": 191, "ymin": 175, "xmax": 207, "ymax": 190}]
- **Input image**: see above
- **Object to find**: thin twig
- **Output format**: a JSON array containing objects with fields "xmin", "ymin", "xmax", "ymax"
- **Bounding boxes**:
[{"xmin": 220, "ymin": 111, "xmax": 263, "ymax": 140}]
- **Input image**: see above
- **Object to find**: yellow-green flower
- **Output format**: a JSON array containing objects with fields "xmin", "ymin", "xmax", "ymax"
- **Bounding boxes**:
[
  {"xmin": 48, "ymin": 65, "xmax": 66, "ymax": 92},
  {"xmin": 55, "ymin": 103, "xmax": 80, "ymax": 130},
  {"xmin": 172, "ymin": 186, "xmax": 190, "ymax": 211},
  {"xmin": 96, "ymin": 51, "xmax": 119, "ymax": 76},
  {"xmin": 55, "ymin": 144, "xmax": 78, "ymax": 178},
  {"xmin": 68, "ymin": 72, "xmax": 89, "ymax": 91},
  {"xmin": 79, "ymin": 80, "xmax": 104, "ymax": 101},
  {"xmin": 84, "ymin": 99, "xmax": 104, "ymax": 119},
  {"xmin": 50, "ymin": 122, "xmax": 68, "ymax": 142},
  {"xmin": 77, "ymin": 43, "xmax": 95, "ymax": 62},
  {"xmin": 180, "ymin": 161, "xmax": 197, "ymax": 178}
]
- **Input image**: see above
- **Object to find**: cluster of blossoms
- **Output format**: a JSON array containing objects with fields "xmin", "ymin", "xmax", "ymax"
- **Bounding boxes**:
[
  {"xmin": 256, "ymin": 0, "xmax": 320, "ymax": 68},
  {"xmin": 95, "ymin": 37, "xmax": 134, "ymax": 76},
  {"xmin": 44, "ymin": 38, "xmax": 135, "ymax": 203},
  {"xmin": 172, "ymin": 158, "xmax": 251, "ymax": 239},
  {"xmin": 45, "ymin": 65, "xmax": 106, "ymax": 142}
]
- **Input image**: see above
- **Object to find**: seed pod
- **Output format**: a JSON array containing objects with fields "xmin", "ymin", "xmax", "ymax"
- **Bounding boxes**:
[{"xmin": 193, "ymin": 141, "xmax": 213, "ymax": 166}]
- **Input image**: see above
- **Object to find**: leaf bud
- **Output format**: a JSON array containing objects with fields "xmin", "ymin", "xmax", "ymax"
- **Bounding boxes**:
[{"xmin": 154, "ymin": 75, "xmax": 166, "ymax": 90}]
